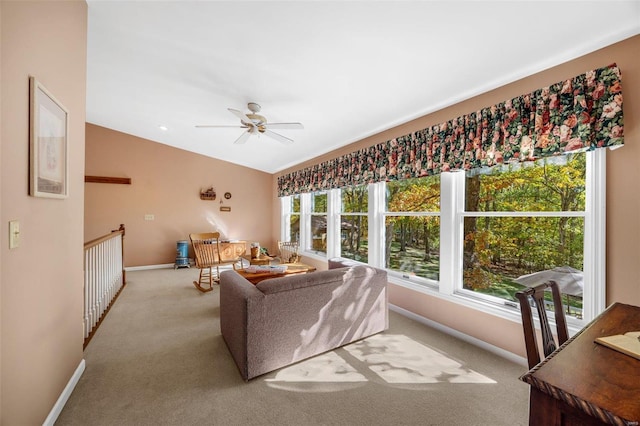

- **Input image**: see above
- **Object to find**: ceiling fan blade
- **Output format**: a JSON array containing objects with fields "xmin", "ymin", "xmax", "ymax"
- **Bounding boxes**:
[
  {"xmin": 228, "ymin": 108, "xmax": 253, "ymax": 124},
  {"xmin": 264, "ymin": 129, "xmax": 294, "ymax": 145},
  {"xmin": 233, "ymin": 130, "xmax": 252, "ymax": 145},
  {"xmin": 195, "ymin": 125, "xmax": 248, "ymax": 128},
  {"xmin": 264, "ymin": 122, "xmax": 304, "ymax": 130}
]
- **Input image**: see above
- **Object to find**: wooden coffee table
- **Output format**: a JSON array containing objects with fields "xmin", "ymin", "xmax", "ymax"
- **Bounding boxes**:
[{"xmin": 236, "ymin": 263, "xmax": 316, "ymax": 285}]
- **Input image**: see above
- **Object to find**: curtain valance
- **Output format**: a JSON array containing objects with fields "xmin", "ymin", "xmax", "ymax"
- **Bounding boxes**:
[{"xmin": 278, "ymin": 63, "xmax": 623, "ymax": 197}]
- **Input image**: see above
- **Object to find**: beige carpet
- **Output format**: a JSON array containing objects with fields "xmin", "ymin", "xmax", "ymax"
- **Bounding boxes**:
[{"xmin": 56, "ymin": 268, "xmax": 530, "ymax": 425}]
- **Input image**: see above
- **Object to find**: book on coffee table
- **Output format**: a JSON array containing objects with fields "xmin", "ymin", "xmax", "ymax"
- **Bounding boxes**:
[{"xmin": 243, "ymin": 265, "xmax": 288, "ymax": 274}]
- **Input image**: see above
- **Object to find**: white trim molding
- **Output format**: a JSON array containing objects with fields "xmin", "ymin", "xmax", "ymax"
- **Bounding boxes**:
[{"xmin": 43, "ymin": 359, "xmax": 85, "ymax": 426}]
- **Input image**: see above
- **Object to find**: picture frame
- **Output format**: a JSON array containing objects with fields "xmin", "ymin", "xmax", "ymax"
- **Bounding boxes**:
[{"xmin": 29, "ymin": 76, "xmax": 69, "ymax": 198}]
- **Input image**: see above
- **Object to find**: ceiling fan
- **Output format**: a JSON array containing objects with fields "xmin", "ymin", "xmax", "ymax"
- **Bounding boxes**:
[{"xmin": 196, "ymin": 102, "xmax": 304, "ymax": 145}]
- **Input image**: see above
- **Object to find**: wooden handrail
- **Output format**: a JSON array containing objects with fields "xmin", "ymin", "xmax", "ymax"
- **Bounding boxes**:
[{"xmin": 84, "ymin": 224, "xmax": 125, "ymax": 250}]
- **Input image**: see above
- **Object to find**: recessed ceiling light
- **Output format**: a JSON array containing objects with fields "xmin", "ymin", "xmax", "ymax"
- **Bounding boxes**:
[{"xmin": 158, "ymin": 125, "xmax": 168, "ymax": 131}]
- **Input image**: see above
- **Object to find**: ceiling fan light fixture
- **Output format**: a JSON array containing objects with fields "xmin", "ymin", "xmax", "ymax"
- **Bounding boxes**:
[{"xmin": 244, "ymin": 113, "xmax": 267, "ymax": 126}]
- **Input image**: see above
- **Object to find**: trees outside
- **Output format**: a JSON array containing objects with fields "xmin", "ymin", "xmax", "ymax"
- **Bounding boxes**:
[
  {"xmin": 341, "ymin": 186, "xmax": 368, "ymax": 262},
  {"xmin": 462, "ymin": 154, "xmax": 585, "ymax": 313},
  {"xmin": 289, "ymin": 195, "xmax": 301, "ymax": 242},
  {"xmin": 385, "ymin": 176, "xmax": 440, "ymax": 280},
  {"xmin": 311, "ymin": 192, "xmax": 328, "ymax": 252},
  {"xmin": 323, "ymin": 153, "xmax": 586, "ymax": 316},
  {"xmin": 380, "ymin": 154, "xmax": 585, "ymax": 315}
]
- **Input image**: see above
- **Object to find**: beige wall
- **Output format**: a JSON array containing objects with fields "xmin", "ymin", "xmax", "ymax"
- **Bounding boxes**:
[
  {"xmin": 1, "ymin": 1, "xmax": 87, "ymax": 424},
  {"xmin": 274, "ymin": 35, "xmax": 640, "ymax": 358},
  {"xmin": 85, "ymin": 124, "xmax": 275, "ymax": 267}
]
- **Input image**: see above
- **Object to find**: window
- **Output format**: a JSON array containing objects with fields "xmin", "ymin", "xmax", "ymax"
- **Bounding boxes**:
[
  {"xmin": 281, "ymin": 194, "xmax": 300, "ymax": 243},
  {"xmin": 281, "ymin": 150, "xmax": 605, "ymax": 325},
  {"xmin": 385, "ymin": 176, "xmax": 440, "ymax": 283},
  {"xmin": 310, "ymin": 192, "xmax": 327, "ymax": 254},
  {"xmin": 461, "ymin": 154, "xmax": 586, "ymax": 318},
  {"xmin": 340, "ymin": 185, "xmax": 368, "ymax": 263}
]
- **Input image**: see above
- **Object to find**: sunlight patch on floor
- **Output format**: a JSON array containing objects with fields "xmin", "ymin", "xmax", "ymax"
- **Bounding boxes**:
[
  {"xmin": 344, "ymin": 334, "xmax": 496, "ymax": 384},
  {"xmin": 265, "ymin": 333, "xmax": 495, "ymax": 390},
  {"xmin": 266, "ymin": 351, "xmax": 367, "ymax": 383}
]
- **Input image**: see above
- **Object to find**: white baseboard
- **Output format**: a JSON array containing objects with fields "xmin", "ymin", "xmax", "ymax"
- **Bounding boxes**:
[
  {"xmin": 43, "ymin": 359, "xmax": 85, "ymax": 426},
  {"xmin": 125, "ymin": 263, "xmax": 176, "ymax": 271},
  {"xmin": 390, "ymin": 304, "xmax": 528, "ymax": 367},
  {"xmin": 125, "ymin": 261, "xmax": 246, "ymax": 272}
]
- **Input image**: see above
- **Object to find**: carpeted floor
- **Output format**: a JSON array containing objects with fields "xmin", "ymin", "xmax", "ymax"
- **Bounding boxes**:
[{"xmin": 56, "ymin": 268, "xmax": 530, "ymax": 425}]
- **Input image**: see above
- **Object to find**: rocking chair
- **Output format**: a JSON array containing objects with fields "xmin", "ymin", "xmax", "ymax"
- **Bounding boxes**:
[{"xmin": 189, "ymin": 232, "xmax": 238, "ymax": 293}]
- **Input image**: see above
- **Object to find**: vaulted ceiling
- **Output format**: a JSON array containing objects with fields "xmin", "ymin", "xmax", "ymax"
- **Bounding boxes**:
[{"xmin": 86, "ymin": 1, "xmax": 640, "ymax": 173}]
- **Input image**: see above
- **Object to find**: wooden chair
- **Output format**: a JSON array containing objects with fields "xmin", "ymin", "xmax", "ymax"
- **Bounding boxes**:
[
  {"xmin": 189, "ymin": 232, "xmax": 239, "ymax": 293},
  {"xmin": 515, "ymin": 281, "xmax": 569, "ymax": 369},
  {"xmin": 277, "ymin": 241, "xmax": 300, "ymax": 264}
]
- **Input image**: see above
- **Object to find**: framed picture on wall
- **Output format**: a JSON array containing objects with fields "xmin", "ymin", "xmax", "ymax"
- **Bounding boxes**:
[{"xmin": 29, "ymin": 76, "xmax": 69, "ymax": 198}]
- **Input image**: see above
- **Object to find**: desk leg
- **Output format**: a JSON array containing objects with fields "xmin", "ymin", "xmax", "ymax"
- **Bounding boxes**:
[
  {"xmin": 528, "ymin": 387, "xmax": 608, "ymax": 426},
  {"xmin": 529, "ymin": 388, "xmax": 560, "ymax": 425}
]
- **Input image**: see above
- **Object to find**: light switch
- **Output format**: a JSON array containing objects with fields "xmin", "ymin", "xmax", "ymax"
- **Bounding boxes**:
[
  {"xmin": 144, "ymin": 214, "xmax": 155, "ymax": 221},
  {"xmin": 9, "ymin": 220, "xmax": 20, "ymax": 249}
]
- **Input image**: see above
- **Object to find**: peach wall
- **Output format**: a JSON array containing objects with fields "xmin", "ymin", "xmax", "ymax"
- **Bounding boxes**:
[
  {"xmin": 0, "ymin": 4, "xmax": 4, "ymax": 421},
  {"xmin": 274, "ymin": 35, "xmax": 640, "ymax": 358},
  {"xmin": 85, "ymin": 124, "xmax": 275, "ymax": 267},
  {"xmin": 1, "ymin": 1, "xmax": 87, "ymax": 424}
]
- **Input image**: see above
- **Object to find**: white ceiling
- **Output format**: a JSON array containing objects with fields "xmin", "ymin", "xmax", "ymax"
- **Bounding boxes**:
[{"xmin": 86, "ymin": 1, "xmax": 640, "ymax": 174}]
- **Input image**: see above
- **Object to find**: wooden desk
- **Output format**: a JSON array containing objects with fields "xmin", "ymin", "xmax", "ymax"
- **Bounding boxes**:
[
  {"xmin": 236, "ymin": 263, "xmax": 316, "ymax": 285},
  {"xmin": 521, "ymin": 303, "xmax": 640, "ymax": 426}
]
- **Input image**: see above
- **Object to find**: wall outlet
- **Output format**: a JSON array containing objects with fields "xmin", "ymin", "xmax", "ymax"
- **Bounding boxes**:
[
  {"xmin": 144, "ymin": 214, "xmax": 155, "ymax": 221},
  {"xmin": 9, "ymin": 220, "xmax": 20, "ymax": 249}
]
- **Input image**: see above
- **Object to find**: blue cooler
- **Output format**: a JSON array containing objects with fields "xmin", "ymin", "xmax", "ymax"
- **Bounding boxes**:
[{"xmin": 175, "ymin": 240, "xmax": 190, "ymax": 269}]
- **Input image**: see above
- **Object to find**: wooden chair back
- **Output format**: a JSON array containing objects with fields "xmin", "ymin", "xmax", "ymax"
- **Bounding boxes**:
[
  {"xmin": 277, "ymin": 241, "xmax": 300, "ymax": 264},
  {"xmin": 189, "ymin": 232, "xmax": 222, "ymax": 268},
  {"xmin": 515, "ymin": 281, "xmax": 569, "ymax": 369}
]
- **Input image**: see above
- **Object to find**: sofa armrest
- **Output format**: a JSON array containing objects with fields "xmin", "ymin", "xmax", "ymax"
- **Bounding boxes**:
[{"xmin": 219, "ymin": 270, "xmax": 263, "ymax": 380}]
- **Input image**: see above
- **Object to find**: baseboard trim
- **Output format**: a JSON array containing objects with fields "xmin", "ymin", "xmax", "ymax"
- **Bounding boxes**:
[
  {"xmin": 125, "ymin": 263, "xmax": 175, "ymax": 271},
  {"xmin": 43, "ymin": 359, "xmax": 85, "ymax": 426},
  {"xmin": 390, "ymin": 304, "xmax": 527, "ymax": 367},
  {"xmin": 125, "ymin": 261, "xmax": 244, "ymax": 272}
]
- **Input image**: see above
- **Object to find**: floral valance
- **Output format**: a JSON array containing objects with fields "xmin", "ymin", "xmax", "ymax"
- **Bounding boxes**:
[{"xmin": 278, "ymin": 63, "xmax": 624, "ymax": 197}]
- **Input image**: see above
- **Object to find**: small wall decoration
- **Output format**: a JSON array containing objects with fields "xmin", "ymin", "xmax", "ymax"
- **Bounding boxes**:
[
  {"xmin": 220, "ymin": 206, "xmax": 231, "ymax": 212},
  {"xmin": 29, "ymin": 76, "xmax": 69, "ymax": 198},
  {"xmin": 200, "ymin": 187, "xmax": 216, "ymax": 200},
  {"xmin": 224, "ymin": 192, "xmax": 232, "ymax": 199}
]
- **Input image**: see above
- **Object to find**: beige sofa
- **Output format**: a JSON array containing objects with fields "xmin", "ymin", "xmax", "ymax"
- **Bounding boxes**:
[{"xmin": 219, "ymin": 258, "xmax": 388, "ymax": 380}]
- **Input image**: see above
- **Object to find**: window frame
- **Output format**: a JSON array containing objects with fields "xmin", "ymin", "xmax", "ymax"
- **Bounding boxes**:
[
  {"xmin": 381, "ymin": 175, "xmax": 441, "ymax": 285},
  {"xmin": 339, "ymin": 185, "xmax": 370, "ymax": 264}
]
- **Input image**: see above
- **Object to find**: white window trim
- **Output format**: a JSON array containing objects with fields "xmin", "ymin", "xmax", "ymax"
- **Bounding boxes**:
[
  {"xmin": 299, "ymin": 193, "xmax": 311, "ymax": 252},
  {"xmin": 280, "ymin": 196, "xmax": 292, "ymax": 242},
  {"xmin": 584, "ymin": 148, "xmax": 607, "ymax": 319}
]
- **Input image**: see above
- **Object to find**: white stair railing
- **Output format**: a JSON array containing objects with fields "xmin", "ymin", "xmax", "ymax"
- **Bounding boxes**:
[{"xmin": 83, "ymin": 224, "xmax": 125, "ymax": 347}]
